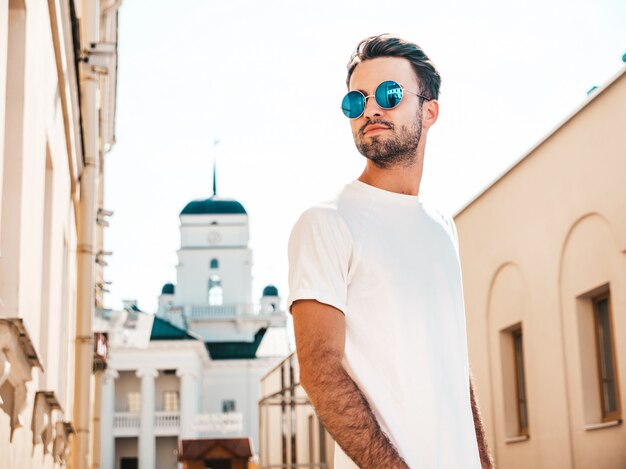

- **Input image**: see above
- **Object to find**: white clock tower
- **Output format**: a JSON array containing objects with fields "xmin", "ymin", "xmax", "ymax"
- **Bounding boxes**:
[
  {"xmin": 160, "ymin": 174, "xmax": 286, "ymax": 348},
  {"xmin": 176, "ymin": 197, "xmax": 252, "ymax": 309}
]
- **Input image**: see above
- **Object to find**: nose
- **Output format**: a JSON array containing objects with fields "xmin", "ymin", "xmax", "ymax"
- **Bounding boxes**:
[{"xmin": 362, "ymin": 95, "xmax": 383, "ymax": 120}]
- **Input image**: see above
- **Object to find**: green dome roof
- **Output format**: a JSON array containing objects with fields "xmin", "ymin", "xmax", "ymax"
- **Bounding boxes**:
[
  {"xmin": 161, "ymin": 283, "xmax": 175, "ymax": 295},
  {"xmin": 180, "ymin": 197, "xmax": 247, "ymax": 216},
  {"xmin": 263, "ymin": 285, "xmax": 279, "ymax": 297}
]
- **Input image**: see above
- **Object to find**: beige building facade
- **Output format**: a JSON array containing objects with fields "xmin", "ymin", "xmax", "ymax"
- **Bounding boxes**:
[
  {"xmin": 455, "ymin": 67, "xmax": 626, "ymax": 468},
  {"xmin": 0, "ymin": 0, "xmax": 121, "ymax": 467}
]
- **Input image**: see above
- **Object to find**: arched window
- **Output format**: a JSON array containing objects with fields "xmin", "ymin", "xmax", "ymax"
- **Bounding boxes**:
[
  {"xmin": 210, "ymin": 258, "xmax": 219, "ymax": 269},
  {"xmin": 208, "ymin": 274, "xmax": 223, "ymax": 306}
]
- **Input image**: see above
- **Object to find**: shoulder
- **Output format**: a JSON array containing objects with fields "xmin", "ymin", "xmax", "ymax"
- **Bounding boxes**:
[
  {"xmin": 290, "ymin": 202, "xmax": 352, "ymax": 242},
  {"xmin": 291, "ymin": 188, "xmax": 354, "ymax": 236},
  {"xmin": 422, "ymin": 203, "xmax": 458, "ymax": 245}
]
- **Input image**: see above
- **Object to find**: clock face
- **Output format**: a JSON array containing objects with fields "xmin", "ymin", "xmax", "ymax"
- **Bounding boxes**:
[{"xmin": 207, "ymin": 231, "xmax": 222, "ymax": 244}]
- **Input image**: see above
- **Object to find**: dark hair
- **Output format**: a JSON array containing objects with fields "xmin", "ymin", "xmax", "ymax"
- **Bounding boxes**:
[{"xmin": 346, "ymin": 34, "xmax": 441, "ymax": 100}]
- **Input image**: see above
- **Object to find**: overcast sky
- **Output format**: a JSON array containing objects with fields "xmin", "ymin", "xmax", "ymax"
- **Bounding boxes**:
[{"xmin": 104, "ymin": 0, "xmax": 626, "ymax": 313}]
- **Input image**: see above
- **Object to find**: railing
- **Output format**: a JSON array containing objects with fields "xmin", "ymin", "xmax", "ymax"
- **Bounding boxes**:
[
  {"xmin": 188, "ymin": 304, "xmax": 239, "ymax": 319},
  {"xmin": 113, "ymin": 411, "xmax": 180, "ymax": 435},
  {"xmin": 114, "ymin": 411, "xmax": 240, "ymax": 434},
  {"xmin": 154, "ymin": 411, "xmax": 180, "ymax": 429},
  {"xmin": 193, "ymin": 412, "xmax": 244, "ymax": 433},
  {"xmin": 185, "ymin": 303, "xmax": 283, "ymax": 320},
  {"xmin": 113, "ymin": 412, "xmax": 140, "ymax": 430}
]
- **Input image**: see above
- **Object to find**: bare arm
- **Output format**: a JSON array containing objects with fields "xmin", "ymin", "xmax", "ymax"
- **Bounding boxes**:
[
  {"xmin": 292, "ymin": 300, "xmax": 408, "ymax": 469},
  {"xmin": 470, "ymin": 374, "xmax": 495, "ymax": 469}
]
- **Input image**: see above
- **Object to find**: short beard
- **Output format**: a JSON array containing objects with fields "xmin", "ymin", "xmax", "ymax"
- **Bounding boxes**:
[{"xmin": 355, "ymin": 117, "xmax": 422, "ymax": 169}]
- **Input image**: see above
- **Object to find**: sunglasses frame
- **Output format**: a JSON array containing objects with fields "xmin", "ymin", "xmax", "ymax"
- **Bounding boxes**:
[{"xmin": 341, "ymin": 80, "xmax": 431, "ymax": 119}]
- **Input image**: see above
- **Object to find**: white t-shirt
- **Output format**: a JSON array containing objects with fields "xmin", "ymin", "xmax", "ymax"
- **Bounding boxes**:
[{"xmin": 288, "ymin": 180, "xmax": 481, "ymax": 469}]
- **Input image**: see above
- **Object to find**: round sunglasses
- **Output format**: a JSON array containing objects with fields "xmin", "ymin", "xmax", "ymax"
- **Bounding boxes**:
[{"xmin": 341, "ymin": 80, "xmax": 430, "ymax": 119}]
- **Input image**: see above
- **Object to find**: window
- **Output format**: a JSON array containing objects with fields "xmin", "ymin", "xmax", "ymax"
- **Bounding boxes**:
[
  {"xmin": 308, "ymin": 415, "xmax": 315, "ymax": 464},
  {"xmin": 319, "ymin": 420, "xmax": 327, "ymax": 463},
  {"xmin": 512, "ymin": 328, "xmax": 529, "ymax": 435},
  {"xmin": 208, "ymin": 274, "xmax": 223, "ymax": 306},
  {"xmin": 500, "ymin": 323, "xmax": 529, "ymax": 439},
  {"xmin": 127, "ymin": 392, "xmax": 141, "ymax": 413},
  {"xmin": 222, "ymin": 399, "xmax": 236, "ymax": 413},
  {"xmin": 210, "ymin": 258, "xmax": 219, "ymax": 269},
  {"xmin": 593, "ymin": 293, "xmax": 621, "ymax": 421},
  {"xmin": 163, "ymin": 391, "xmax": 179, "ymax": 412}
]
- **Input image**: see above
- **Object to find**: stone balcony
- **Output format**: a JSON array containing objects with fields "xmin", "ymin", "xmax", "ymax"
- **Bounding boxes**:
[
  {"xmin": 183, "ymin": 303, "xmax": 285, "ymax": 321},
  {"xmin": 113, "ymin": 411, "xmax": 179, "ymax": 437},
  {"xmin": 112, "ymin": 411, "xmax": 243, "ymax": 437}
]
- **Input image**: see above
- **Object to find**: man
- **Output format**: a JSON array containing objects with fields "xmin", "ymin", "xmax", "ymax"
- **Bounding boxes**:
[{"xmin": 288, "ymin": 34, "xmax": 493, "ymax": 468}]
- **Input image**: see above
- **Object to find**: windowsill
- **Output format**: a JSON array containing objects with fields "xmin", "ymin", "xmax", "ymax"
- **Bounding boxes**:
[
  {"xmin": 505, "ymin": 435, "xmax": 529, "ymax": 444},
  {"xmin": 584, "ymin": 419, "xmax": 622, "ymax": 431}
]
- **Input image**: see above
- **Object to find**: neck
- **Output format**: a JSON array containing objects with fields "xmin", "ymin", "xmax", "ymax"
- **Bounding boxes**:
[{"xmin": 358, "ymin": 149, "xmax": 424, "ymax": 196}]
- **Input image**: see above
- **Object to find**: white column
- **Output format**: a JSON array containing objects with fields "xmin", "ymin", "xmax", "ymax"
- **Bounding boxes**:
[
  {"xmin": 100, "ymin": 368, "xmax": 118, "ymax": 469},
  {"xmin": 136, "ymin": 368, "xmax": 158, "ymax": 469},
  {"xmin": 176, "ymin": 367, "xmax": 198, "ymax": 439}
]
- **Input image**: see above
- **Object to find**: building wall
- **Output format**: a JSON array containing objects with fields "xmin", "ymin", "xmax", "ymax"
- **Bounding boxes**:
[
  {"xmin": 177, "ymin": 213, "xmax": 253, "ymax": 307},
  {"xmin": 155, "ymin": 373, "xmax": 180, "ymax": 411},
  {"xmin": 203, "ymin": 358, "xmax": 279, "ymax": 454},
  {"xmin": 110, "ymin": 369, "xmax": 184, "ymax": 413},
  {"xmin": 0, "ymin": 0, "xmax": 80, "ymax": 466},
  {"xmin": 155, "ymin": 436, "xmax": 179, "ymax": 469},
  {"xmin": 115, "ymin": 371, "xmax": 141, "ymax": 411},
  {"xmin": 115, "ymin": 437, "xmax": 138, "ymax": 469},
  {"xmin": 1, "ymin": 0, "xmax": 120, "ymax": 466},
  {"xmin": 177, "ymin": 247, "xmax": 253, "ymax": 307},
  {"xmin": 180, "ymin": 214, "xmax": 249, "ymax": 247},
  {"xmin": 455, "ymin": 70, "xmax": 626, "ymax": 468}
]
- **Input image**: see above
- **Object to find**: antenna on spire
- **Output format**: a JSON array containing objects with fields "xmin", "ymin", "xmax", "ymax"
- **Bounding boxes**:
[
  {"xmin": 212, "ymin": 159, "xmax": 217, "ymax": 197},
  {"xmin": 212, "ymin": 139, "xmax": 220, "ymax": 197}
]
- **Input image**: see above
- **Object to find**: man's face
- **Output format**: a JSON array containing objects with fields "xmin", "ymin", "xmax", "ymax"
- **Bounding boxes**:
[{"xmin": 348, "ymin": 57, "xmax": 424, "ymax": 169}]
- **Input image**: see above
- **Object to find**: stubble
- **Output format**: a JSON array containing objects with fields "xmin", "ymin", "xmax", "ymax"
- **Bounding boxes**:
[{"xmin": 355, "ymin": 114, "xmax": 422, "ymax": 169}]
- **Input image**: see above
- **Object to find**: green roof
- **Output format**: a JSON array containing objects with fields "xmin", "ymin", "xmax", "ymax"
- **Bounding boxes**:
[
  {"xmin": 150, "ymin": 316, "xmax": 196, "ymax": 341},
  {"xmin": 161, "ymin": 283, "xmax": 175, "ymax": 295},
  {"xmin": 262, "ymin": 285, "xmax": 279, "ymax": 297},
  {"xmin": 180, "ymin": 197, "xmax": 247, "ymax": 216},
  {"xmin": 205, "ymin": 328, "xmax": 267, "ymax": 360}
]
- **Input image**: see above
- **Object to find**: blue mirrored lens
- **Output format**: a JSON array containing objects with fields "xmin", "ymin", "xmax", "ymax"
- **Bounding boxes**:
[
  {"xmin": 375, "ymin": 81, "xmax": 403, "ymax": 109},
  {"xmin": 342, "ymin": 91, "xmax": 365, "ymax": 118}
]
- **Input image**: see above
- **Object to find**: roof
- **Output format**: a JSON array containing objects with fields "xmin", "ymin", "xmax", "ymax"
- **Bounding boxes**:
[
  {"xmin": 150, "ymin": 316, "xmax": 196, "ymax": 341},
  {"xmin": 205, "ymin": 328, "xmax": 267, "ymax": 359},
  {"xmin": 178, "ymin": 438, "xmax": 253, "ymax": 461},
  {"xmin": 455, "ymin": 66, "xmax": 626, "ymax": 218},
  {"xmin": 161, "ymin": 282, "xmax": 175, "ymax": 295},
  {"xmin": 180, "ymin": 197, "xmax": 247, "ymax": 216},
  {"xmin": 262, "ymin": 284, "xmax": 279, "ymax": 297}
]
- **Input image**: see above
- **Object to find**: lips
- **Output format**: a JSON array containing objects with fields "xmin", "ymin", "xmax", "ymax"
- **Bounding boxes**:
[
  {"xmin": 365, "ymin": 125, "xmax": 389, "ymax": 134},
  {"xmin": 361, "ymin": 121, "xmax": 393, "ymax": 136}
]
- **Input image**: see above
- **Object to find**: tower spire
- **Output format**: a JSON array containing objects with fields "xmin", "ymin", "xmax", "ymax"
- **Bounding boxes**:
[
  {"xmin": 212, "ymin": 139, "xmax": 220, "ymax": 197},
  {"xmin": 212, "ymin": 159, "xmax": 217, "ymax": 197}
]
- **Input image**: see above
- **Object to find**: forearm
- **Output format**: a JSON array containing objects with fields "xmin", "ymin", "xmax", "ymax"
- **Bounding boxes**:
[
  {"xmin": 301, "ymin": 358, "xmax": 408, "ymax": 469},
  {"xmin": 470, "ymin": 376, "xmax": 494, "ymax": 469}
]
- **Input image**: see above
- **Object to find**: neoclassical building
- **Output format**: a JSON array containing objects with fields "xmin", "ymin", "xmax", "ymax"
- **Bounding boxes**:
[
  {"xmin": 455, "ymin": 66, "xmax": 626, "ymax": 468},
  {"xmin": 1, "ymin": 0, "xmax": 121, "ymax": 468},
  {"xmin": 96, "ymin": 193, "xmax": 289, "ymax": 469}
]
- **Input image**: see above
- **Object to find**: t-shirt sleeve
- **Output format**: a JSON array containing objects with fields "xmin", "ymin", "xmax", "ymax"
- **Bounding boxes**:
[
  {"xmin": 287, "ymin": 206, "xmax": 353, "ymax": 315},
  {"xmin": 449, "ymin": 215, "xmax": 460, "ymax": 254}
]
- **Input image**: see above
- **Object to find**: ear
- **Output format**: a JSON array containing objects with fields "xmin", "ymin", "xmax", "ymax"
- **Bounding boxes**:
[{"xmin": 422, "ymin": 99, "xmax": 439, "ymax": 129}]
